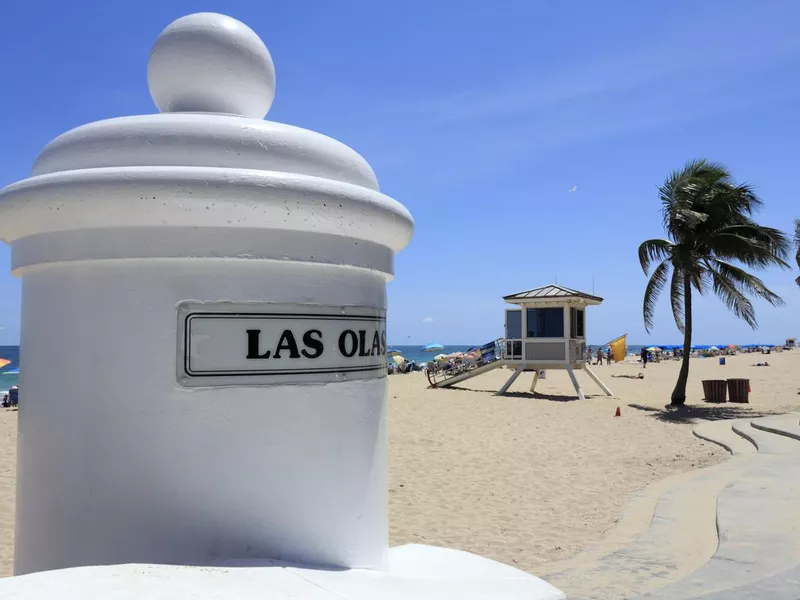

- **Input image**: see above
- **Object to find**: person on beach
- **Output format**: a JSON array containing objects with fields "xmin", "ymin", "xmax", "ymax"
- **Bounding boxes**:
[
  {"xmin": 640, "ymin": 347, "xmax": 648, "ymax": 368},
  {"xmin": 8, "ymin": 386, "xmax": 18, "ymax": 407},
  {"xmin": 596, "ymin": 348, "xmax": 603, "ymax": 365},
  {"xmin": 606, "ymin": 348, "xmax": 613, "ymax": 364}
]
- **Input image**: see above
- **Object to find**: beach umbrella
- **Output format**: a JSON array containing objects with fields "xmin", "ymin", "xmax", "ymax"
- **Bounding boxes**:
[
  {"xmin": 421, "ymin": 343, "xmax": 444, "ymax": 352},
  {"xmin": 709, "ymin": 346, "xmax": 720, "ymax": 351},
  {"xmin": 434, "ymin": 354, "xmax": 447, "ymax": 361},
  {"xmin": 0, "ymin": 359, "xmax": 10, "ymax": 369},
  {"xmin": 646, "ymin": 346, "xmax": 661, "ymax": 352},
  {"xmin": 727, "ymin": 344, "xmax": 737, "ymax": 349},
  {"xmin": 387, "ymin": 349, "xmax": 402, "ymax": 357},
  {"xmin": 392, "ymin": 355, "xmax": 406, "ymax": 367}
]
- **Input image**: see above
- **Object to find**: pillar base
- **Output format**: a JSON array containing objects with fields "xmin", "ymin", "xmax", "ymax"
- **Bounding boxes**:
[{"xmin": 0, "ymin": 545, "xmax": 566, "ymax": 600}]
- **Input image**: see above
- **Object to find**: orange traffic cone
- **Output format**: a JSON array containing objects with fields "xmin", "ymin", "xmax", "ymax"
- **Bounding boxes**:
[{"xmin": 614, "ymin": 406, "xmax": 621, "ymax": 417}]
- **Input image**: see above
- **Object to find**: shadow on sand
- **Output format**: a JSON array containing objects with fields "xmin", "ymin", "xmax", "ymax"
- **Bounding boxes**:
[
  {"xmin": 627, "ymin": 402, "xmax": 777, "ymax": 423},
  {"xmin": 444, "ymin": 386, "xmax": 592, "ymax": 402}
]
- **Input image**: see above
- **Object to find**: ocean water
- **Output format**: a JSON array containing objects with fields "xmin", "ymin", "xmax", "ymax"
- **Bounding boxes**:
[{"xmin": 0, "ymin": 346, "xmax": 20, "ymax": 393}]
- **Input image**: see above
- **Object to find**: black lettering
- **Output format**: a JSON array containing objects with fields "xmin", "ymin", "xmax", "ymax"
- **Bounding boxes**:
[
  {"xmin": 339, "ymin": 330, "xmax": 358, "ymax": 357},
  {"xmin": 380, "ymin": 330, "xmax": 387, "ymax": 355},
  {"xmin": 301, "ymin": 329, "xmax": 324, "ymax": 359},
  {"xmin": 358, "ymin": 330, "xmax": 371, "ymax": 357},
  {"xmin": 370, "ymin": 330, "xmax": 381, "ymax": 356},
  {"xmin": 246, "ymin": 330, "xmax": 271, "ymax": 359},
  {"xmin": 273, "ymin": 330, "xmax": 301, "ymax": 359}
]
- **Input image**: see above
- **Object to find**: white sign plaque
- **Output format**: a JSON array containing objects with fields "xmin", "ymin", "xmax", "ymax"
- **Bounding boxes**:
[{"xmin": 178, "ymin": 303, "xmax": 387, "ymax": 386}]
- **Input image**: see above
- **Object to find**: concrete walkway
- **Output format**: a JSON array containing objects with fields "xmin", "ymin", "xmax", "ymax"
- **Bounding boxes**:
[{"xmin": 541, "ymin": 412, "xmax": 800, "ymax": 600}]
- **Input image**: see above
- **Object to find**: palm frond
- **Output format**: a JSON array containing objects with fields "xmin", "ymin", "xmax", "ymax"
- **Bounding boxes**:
[
  {"xmin": 658, "ymin": 159, "xmax": 732, "ymax": 240},
  {"xmin": 795, "ymin": 219, "xmax": 800, "ymax": 286},
  {"xmin": 702, "ymin": 182, "xmax": 762, "ymax": 219},
  {"xmin": 674, "ymin": 210, "xmax": 709, "ymax": 228},
  {"xmin": 643, "ymin": 260, "xmax": 671, "ymax": 333},
  {"xmin": 711, "ymin": 260, "xmax": 785, "ymax": 307},
  {"xmin": 638, "ymin": 239, "xmax": 674, "ymax": 274},
  {"xmin": 707, "ymin": 227, "xmax": 791, "ymax": 269},
  {"xmin": 795, "ymin": 219, "xmax": 800, "ymax": 256},
  {"xmin": 722, "ymin": 222, "xmax": 790, "ymax": 259},
  {"xmin": 669, "ymin": 266, "xmax": 685, "ymax": 333},
  {"xmin": 707, "ymin": 264, "xmax": 758, "ymax": 328},
  {"xmin": 690, "ymin": 264, "xmax": 709, "ymax": 295}
]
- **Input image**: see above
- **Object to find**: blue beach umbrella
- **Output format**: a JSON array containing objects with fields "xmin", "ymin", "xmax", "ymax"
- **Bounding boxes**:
[{"xmin": 421, "ymin": 343, "xmax": 444, "ymax": 352}]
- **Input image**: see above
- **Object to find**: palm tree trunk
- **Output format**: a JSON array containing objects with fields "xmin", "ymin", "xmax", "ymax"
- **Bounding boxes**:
[{"xmin": 670, "ymin": 275, "xmax": 692, "ymax": 405}]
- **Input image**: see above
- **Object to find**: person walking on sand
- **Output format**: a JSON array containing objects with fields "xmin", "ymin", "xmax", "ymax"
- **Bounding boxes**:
[
  {"xmin": 606, "ymin": 348, "xmax": 613, "ymax": 365},
  {"xmin": 596, "ymin": 347, "xmax": 603, "ymax": 366},
  {"xmin": 640, "ymin": 347, "xmax": 648, "ymax": 369}
]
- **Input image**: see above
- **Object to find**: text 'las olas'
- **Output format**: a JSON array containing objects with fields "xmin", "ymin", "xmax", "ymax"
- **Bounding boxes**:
[{"xmin": 246, "ymin": 328, "xmax": 387, "ymax": 360}]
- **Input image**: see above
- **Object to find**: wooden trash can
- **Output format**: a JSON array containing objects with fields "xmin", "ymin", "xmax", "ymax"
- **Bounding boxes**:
[
  {"xmin": 727, "ymin": 379, "xmax": 750, "ymax": 403},
  {"xmin": 702, "ymin": 380, "xmax": 728, "ymax": 403}
]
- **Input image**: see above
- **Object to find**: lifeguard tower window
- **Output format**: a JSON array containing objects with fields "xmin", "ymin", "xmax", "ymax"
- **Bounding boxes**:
[
  {"xmin": 505, "ymin": 309, "xmax": 523, "ymax": 358},
  {"xmin": 506, "ymin": 309, "xmax": 522, "ymax": 338},
  {"xmin": 526, "ymin": 308, "xmax": 564, "ymax": 338},
  {"xmin": 570, "ymin": 307, "xmax": 585, "ymax": 338}
]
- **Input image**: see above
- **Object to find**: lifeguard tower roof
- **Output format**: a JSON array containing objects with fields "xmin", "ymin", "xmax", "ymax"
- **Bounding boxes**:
[{"xmin": 503, "ymin": 284, "xmax": 603, "ymax": 306}]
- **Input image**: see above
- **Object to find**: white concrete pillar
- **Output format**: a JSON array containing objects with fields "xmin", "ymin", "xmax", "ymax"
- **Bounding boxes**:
[{"xmin": 0, "ymin": 12, "xmax": 413, "ymax": 575}]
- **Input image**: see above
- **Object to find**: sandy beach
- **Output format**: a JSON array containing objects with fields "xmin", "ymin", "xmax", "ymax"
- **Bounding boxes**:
[
  {"xmin": 0, "ymin": 351, "xmax": 799, "ymax": 578},
  {"xmin": 387, "ymin": 350, "xmax": 800, "ymax": 574}
]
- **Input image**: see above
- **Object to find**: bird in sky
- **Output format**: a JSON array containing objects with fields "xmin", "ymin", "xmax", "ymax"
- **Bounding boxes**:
[{"xmin": 568, "ymin": 185, "xmax": 578, "ymax": 193}]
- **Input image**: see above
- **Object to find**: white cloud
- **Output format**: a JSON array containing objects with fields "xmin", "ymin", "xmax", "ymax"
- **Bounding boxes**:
[{"xmin": 422, "ymin": 317, "xmax": 434, "ymax": 324}]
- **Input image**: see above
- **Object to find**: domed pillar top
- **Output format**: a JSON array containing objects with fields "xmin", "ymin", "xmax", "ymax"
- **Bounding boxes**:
[
  {"xmin": 0, "ymin": 12, "xmax": 413, "ymax": 277},
  {"xmin": 147, "ymin": 12, "xmax": 277, "ymax": 118}
]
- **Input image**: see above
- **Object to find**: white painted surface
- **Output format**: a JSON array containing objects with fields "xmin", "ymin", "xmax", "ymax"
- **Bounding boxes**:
[
  {"xmin": 148, "ymin": 13, "xmax": 276, "ymax": 118},
  {"xmin": 15, "ymin": 260, "xmax": 389, "ymax": 574},
  {"xmin": 31, "ymin": 115, "xmax": 379, "ymax": 189},
  {"xmin": 0, "ymin": 12, "xmax": 408, "ymax": 575},
  {"xmin": 0, "ymin": 545, "xmax": 566, "ymax": 600}
]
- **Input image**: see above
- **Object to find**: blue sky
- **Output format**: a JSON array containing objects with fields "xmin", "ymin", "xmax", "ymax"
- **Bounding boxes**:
[{"xmin": 1, "ymin": 0, "xmax": 799, "ymax": 346}]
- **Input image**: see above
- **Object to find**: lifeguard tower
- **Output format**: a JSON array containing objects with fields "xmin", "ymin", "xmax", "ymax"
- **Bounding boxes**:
[{"xmin": 429, "ymin": 284, "xmax": 614, "ymax": 400}]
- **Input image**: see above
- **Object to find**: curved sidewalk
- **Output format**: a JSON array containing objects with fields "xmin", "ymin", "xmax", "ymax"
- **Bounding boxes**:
[{"xmin": 542, "ymin": 413, "xmax": 800, "ymax": 599}]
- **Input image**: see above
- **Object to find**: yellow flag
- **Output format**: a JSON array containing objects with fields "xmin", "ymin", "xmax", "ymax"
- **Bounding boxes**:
[{"xmin": 609, "ymin": 334, "xmax": 627, "ymax": 363}]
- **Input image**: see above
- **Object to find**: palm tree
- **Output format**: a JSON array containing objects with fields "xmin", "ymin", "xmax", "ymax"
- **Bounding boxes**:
[{"xmin": 639, "ymin": 159, "xmax": 790, "ymax": 405}]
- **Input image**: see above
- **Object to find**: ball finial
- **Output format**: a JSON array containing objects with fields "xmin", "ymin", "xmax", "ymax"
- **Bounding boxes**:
[{"xmin": 147, "ymin": 13, "xmax": 276, "ymax": 118}]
